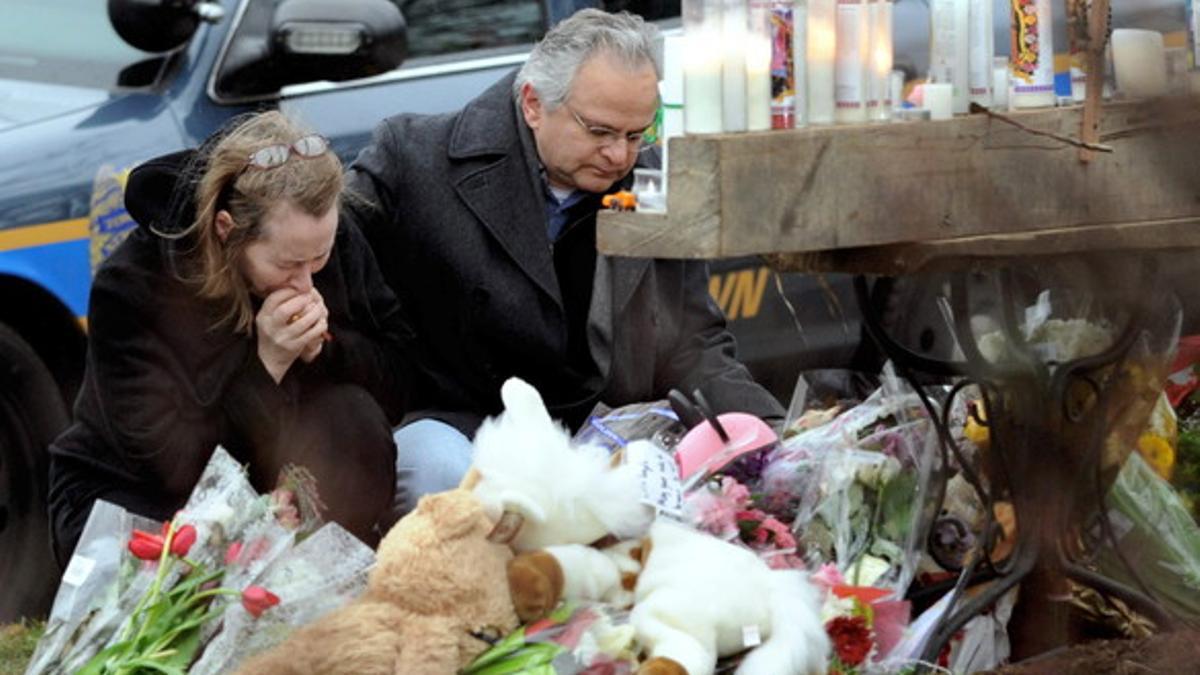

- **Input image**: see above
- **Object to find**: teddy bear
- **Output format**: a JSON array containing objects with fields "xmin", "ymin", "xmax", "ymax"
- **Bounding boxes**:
[
  {"xmin": 233, "ymin": 488, "xmax": 519, "ymax": 675},
  {"xmin": 470, "ymin": 378, "xmax": 830, "ymax": 675}
]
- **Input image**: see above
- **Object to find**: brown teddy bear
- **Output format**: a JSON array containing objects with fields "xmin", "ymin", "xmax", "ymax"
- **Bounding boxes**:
[{"xmin": 234, "ymin": 488, "xmax": 519, "ymax": 674}]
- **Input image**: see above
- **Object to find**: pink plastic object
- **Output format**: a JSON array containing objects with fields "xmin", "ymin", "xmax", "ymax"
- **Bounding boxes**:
[{"xmin": 673, "ymin": 412, "xmax": 778, "ymax": 484}]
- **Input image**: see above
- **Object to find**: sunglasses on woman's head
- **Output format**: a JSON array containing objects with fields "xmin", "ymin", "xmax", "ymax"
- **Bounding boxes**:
[{"xmin": 243, "ymin": 134, "xmax": 331, "ymax": 171}]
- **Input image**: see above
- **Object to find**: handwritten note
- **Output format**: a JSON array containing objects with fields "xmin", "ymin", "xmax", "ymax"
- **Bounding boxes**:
[{"xmin": 626, "ymin": 440, "xmax": 684, "ymax": 518}]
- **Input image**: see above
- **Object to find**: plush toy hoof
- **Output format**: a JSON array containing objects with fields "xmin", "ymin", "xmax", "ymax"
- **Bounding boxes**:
[
  {"xmin": 507, "ymin": 551, "xmax": 564, "ymax": 622},
  {"xmin": 637, "ymin": 657, "xmax": 689, "ymax": 675}
]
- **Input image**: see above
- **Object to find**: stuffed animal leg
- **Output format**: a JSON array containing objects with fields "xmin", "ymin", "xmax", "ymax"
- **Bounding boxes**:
[{"xmin": 508, "ymin": 541, "xmax": 644, "ymax": 621}]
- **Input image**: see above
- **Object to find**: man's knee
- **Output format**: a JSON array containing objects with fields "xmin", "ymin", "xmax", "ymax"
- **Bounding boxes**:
[{"xmin": 391, "ymin": 419, "xmax": 474, "ymax": 518}]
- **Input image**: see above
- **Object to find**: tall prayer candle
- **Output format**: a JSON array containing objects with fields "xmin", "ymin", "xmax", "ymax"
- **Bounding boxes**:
[
  {"xmin": 722, "ymin": 0, "xmax": 749, "ymax": 132},
  {"xmin": 929, "ymin": 0, "xmax": 969, "ymax": 114},
  {"xmin": 835, "ymin": 0, "xmax": 870, "ymax": 123},
  {"xmin": 807, "ymin": 0, "xmax": 836, "ymax": 124},
  {"xmin": 747, "ymin": 1, "xmax": 774, "ymax": 130},
  {"xmin": 683, "ymin": 0, "xmax": 724, "ymax": 133},
  {"xmin": 870, "ymin": 0, "xmax": 893, "ymax": 121},
  {"xmin": 968, "ymin": 0, "xmax": 993, "ymax": 107},
  {"xmin": 1009, "ymin": 0, "xmax": 1055, "ymax": 108}
]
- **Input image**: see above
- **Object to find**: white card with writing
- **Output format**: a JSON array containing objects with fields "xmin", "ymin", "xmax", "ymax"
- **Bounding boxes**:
[{"xmin": 626, "ymin": 440, "xmax": 684, "ymax": 517}]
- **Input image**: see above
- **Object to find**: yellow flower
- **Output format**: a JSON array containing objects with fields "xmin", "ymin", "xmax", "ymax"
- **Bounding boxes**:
[
  {"xmin": 964, "ymin": 403, "xmax": 990, "ymax": 451},
  {"xmin": 1137, "ymin": 433, "xmax": 1175, "ymax": 480}
]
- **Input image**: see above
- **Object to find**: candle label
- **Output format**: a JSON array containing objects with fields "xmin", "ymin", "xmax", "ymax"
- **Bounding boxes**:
[
  {"xmin": 1010, "ymin": 0, "xmax": 1054, "ymax": 92},
  {"xmin": 968, "ymin": 0, "xmax": 994, "ymax": 105},
  {"xmin": 769, "ymin": 2, "xmax": 796, "ymax": 128}
]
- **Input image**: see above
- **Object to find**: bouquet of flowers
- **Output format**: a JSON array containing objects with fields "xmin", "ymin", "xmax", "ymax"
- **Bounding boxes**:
[
  {"xmin": 811, "ymin": 565, "xmax": 910, "ymax": 674},
  {"xmin": 463, "ymin": 602, "xmax": 639, "ymax": 675},
  {"xmin": 761, "ymin": 371, "xmax": 940, "ymax": 594},
  {"xmin": 26, "ymin": 448, "xmax": 375, "ymax": 675}
]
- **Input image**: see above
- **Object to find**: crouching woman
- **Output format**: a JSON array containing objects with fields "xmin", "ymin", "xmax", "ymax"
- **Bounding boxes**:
[{"xmin": 48, "ymin": 111, "xmax": 414, "ymax": 563}]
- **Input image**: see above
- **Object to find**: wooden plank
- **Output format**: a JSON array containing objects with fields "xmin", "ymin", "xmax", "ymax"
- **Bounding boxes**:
[
  {"xmin": 761, "ymin": 216, "xmax": 1200, "ymax": 275},
  {"xmin": 597, "ymin": 98, "xmax": 1200, "ymax": 260}
]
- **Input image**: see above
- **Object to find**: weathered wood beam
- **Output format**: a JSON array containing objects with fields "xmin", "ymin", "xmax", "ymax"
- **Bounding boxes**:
[{"xmin": 597, "ymin": 99, "xmax": 1200, "ymax": 264}]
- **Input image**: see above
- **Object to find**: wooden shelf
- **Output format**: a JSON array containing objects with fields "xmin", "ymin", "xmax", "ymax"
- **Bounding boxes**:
[{"xmin": 597, "ymin": 99, "xmax": 1200, "ymax": 274}]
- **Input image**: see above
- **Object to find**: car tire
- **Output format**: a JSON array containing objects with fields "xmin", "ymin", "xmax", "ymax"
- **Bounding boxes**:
[{"xmin": 0, "ymin": 322, "xmax": 68, "ymax": 622}]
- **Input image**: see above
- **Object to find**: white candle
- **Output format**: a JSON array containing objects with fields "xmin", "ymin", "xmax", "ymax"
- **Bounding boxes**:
[
  {"xmin": 684, "ymin": 36, "xmax": 724, "ymax": 133},
  {"xmin": 968, "ymin": 0, "xmax": 993, "ymax": 107},
  {"xmin": 807, "ymin": 0, "xmax": 836, "ymax": 124},
  {"xmin": 683, "ymin": 0, "xmax": 724, "ymax": 134},
  {"xmin": 870, "ymin": 0, "xmax": 893, "ymax": 121},
  {"xmin": 722, "ymin": 0, "xmax": 749, "ymax": 132},
  {"xmin": 747, "ymin": 34, "xmax": 773, "ymax": 130},
  {"xmin": 929, "ymin": 0, "xmax": 969, "ymax": 114},
  {"xmin": 992, "ymin": 58, "xmax": 1009, "ymax": 109},
  {"xmin": 924, "ymin": 82, "xmax": 953, "ymax": 120},
  {"xmin": 835, "ymin": 0, "xmax": 869, "ymax": 123},
  {"xmin": 660, "ymin": 35, "xmax": 685, "ymax": 190},
  {"xmin": 791, "ymin": 0, "xmax": 808, "ymax": 126},
  {"xmin": 1112, "ymin": 29, "xmax": 1168, "ymax": 99},
  {"xmin": 889, "ymin": 69, "xmax": 905, "ymax": 110}
]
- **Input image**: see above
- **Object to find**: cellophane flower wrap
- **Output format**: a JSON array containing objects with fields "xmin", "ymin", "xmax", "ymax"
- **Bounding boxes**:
[
  {"xmin": 760, "ymin": 367, "xmax": 942, "ymax": 595},
  {"xmin": 463, "ymin": 602, "xmax": 639, "ymax": 675},
  {"xmin": 25, "ymin": 447, "xmax": 374, "ymax": 675}
]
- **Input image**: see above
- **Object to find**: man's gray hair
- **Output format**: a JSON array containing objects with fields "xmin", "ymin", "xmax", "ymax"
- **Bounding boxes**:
[{"xmin": 514, "ymin": 9, "xmax": 660, "ymax": 110}]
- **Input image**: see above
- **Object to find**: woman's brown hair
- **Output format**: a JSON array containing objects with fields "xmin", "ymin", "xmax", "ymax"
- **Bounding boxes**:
[{"xmin": 182, "ymin": 111, "xmax": 343, "ymax": 334}]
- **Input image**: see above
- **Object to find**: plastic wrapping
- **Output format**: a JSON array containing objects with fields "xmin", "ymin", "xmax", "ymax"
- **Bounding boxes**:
[
  {"xmin": 25, "ymin": 447, "xmax": 375, "ymax": 675},
  {"xmin": 1092, "ymin": 452, "xmax": 1200, "ymax": 623},
  {"xmin": 463, "ymin": 602, "xmax": 639, "ymax": 675},
  {"xmin": 762, "ymin": 367, "xmax": 940, "ymax": 594}
]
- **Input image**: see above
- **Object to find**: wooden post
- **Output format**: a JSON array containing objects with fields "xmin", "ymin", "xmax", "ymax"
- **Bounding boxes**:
[{"xmin": 1078, "ymin": 0, "xmax": 1110, "ymax": 163}]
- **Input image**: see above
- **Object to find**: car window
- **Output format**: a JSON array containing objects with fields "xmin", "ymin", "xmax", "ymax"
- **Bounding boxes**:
[
  {"xmin": 0, "ymin": 0, "xmax": 159, "ymax": 90},
  {"xmin": 396, "ymin": 0, "xmax": 547, "ymax": 60},
  {"xmin": 393, "ymin": 0, "xmax": 680, "ymax": 62}
]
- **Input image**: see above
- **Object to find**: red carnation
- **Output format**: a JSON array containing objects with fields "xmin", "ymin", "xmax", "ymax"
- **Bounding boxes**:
[{"xmin": 826, "ymin": 615, "xmax": 873, "ymax": 667}]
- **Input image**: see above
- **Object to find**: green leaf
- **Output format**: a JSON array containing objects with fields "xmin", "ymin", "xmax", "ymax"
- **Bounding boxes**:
[
  {"xmin": 461, "ymin": 643, "xmax": 562, "ymax": 675},
  {"xmin": 76, "ymin": 640, "xmax": 134, "ymax": 675},
  {"xmin": 121, "ymin": 656, "xmax": 188, "ymax": 675},
  {"xmin": 462, "ymin": 628, "xmax": 529, "ymax": 671}
]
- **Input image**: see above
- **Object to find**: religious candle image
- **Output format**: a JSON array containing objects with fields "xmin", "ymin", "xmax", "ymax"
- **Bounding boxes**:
[
  {"xmin": 1009, "ymin": 0, "xmax": 1056, "ymax": 108},
  {"xmin": 683, "ymin": 0, "xmax": 724, "ymax": 133},
  {"xmin": 770, "ymin": 0, "xmax": 798, "ymax": 129},
  {"xmin": 807, "ymin": 0, "xmax": 836, "ymax": 124}
]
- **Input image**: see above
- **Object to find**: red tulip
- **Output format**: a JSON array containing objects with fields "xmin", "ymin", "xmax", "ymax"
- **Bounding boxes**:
[
  {"xmin": 169, "ymin": 524, "xmax": 197, "ymax": 557},
  {"xmin": 128, "ymin": 530, "xmax": 165, "ymax": 560},
  {"xmin": 225, "ymin": 541, "xmax": 244, "ymax": 566},
  {"xmin": 242, "ymin": 586, "xmax": 280, "ymax": 618}
]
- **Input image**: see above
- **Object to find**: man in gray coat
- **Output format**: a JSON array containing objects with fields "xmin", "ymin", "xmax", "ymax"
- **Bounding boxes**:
[{"xmin": 344, "ymin": 9, "xmax": 784, "ymax": 516}]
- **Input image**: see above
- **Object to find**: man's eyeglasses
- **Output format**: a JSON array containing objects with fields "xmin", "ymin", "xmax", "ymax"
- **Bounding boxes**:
[
  {"xmin": 566, "ymin": 105, "xmax": 655, "ymax": 153},
  {"xmin": 244, "ymin": 134, "xmax": 331, "ymax": 171}
]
